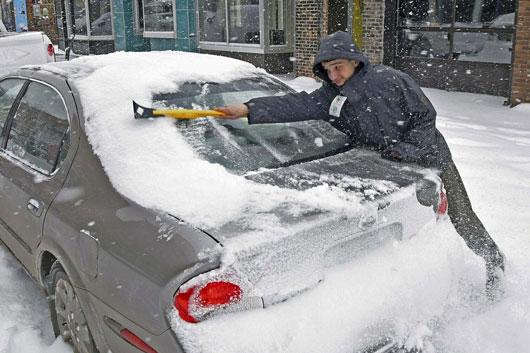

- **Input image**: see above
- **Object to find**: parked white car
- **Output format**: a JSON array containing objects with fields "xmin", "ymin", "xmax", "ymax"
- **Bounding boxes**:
[{"xmin": 0, "ymin": 19, "xmax": 55, "ymax": 74}]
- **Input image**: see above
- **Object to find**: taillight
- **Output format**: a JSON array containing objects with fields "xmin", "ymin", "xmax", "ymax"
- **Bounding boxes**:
[
  {"xmin": 437, "ymin": 190, "xmax": 448, "ymax": 215},
  {"xmin": 47, "ymin": 44, "xmax": 55, "ymax": 57},
  {"xmin": 174, "ymin": 281, "xmax": 242, "ymax": 323},
  {"xmin": 198, "ymin": 281, "xmax": 242, "ymax": 306},
  {"xmin": 120, "ymin": 328, "xmax": 158, "ymax": 353},
  {"xmin": 174, "ymin": 287, "xmax": 197, "ymax": 323}
]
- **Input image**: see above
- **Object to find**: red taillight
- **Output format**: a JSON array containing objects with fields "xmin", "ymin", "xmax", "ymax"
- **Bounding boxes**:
[
  {"xmin": 174, "ymin": 287, "xmax": 197, "ymax": 323},
  {"xmin": 174, "ymin": 281, "xmax": 242, "ymax": 323},
  {"xmin": 437, "ymin": 190, "xmax": 448, "ymax": 215},
  {"xmin": 198, "ymin": 281, "xmax": 242, "ymax": 306},
  {"xmin": 47, "ymin": 44, "xmax": 55, "ymax": 57},
  {"xmin": 120, "ymin": 328, "xmax": 158, "ymax": 353}
]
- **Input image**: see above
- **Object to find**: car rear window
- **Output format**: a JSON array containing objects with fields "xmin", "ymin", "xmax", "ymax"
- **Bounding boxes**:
[{"xmin": 152, "ymin": 76, "xmax": 351, "ymax": 173}]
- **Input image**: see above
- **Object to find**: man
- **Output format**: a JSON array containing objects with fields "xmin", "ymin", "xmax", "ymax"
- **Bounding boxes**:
[{"xmin": 215, "ymin": 31, "xmax": 505, "ymax": 300}]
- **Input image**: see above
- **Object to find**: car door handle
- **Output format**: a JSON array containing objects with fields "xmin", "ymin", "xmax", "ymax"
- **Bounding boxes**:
[{"xmin": 27, "ymin": 198, "xmax": 43, "ymax": 216}]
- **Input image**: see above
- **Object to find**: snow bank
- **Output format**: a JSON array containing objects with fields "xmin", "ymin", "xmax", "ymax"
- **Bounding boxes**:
[{"xmin": 0, "ymin": 246, "xmax": 71, "ymax": 353}]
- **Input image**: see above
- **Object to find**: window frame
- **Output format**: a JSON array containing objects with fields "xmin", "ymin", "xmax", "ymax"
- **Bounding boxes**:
[
  {"xmin": 0, "ymin": 78, "xmax": 26, "ymax": 147},
  {"xmin": 133, "ymin": 0, "xmax": 145, "ymax": 35},
  {"xmin": 395, "ymin": 0, "xmax": 516, "ymax": 62},
  {"xmin": 196, "ymin": 0, "xmax": 293, "ymax": 54},
  {"xmin": 0, "ymin": 77, "xmax": 71, "ymax": 177},
  {"xmin": 140, "ymin": 0, "xmax": 178, "ymax": 38},
  {"xmin": 65, "ymin": 0, "xmax": 115, "ymax": 40}
]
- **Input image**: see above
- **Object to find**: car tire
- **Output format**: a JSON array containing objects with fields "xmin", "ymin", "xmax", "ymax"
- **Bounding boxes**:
[{"xmin": 47, "ymin": 261, "xmax": 99, "ymax": 353}]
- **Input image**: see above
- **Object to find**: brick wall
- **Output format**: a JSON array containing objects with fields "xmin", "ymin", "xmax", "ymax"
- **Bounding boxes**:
[
  {"xmin": 294, "ymin": 0, "xmax": 327, "ymax": 77},
  {"xmin": 294, "ymin": 0, "xmax": 385, "ymax": 77},
  {"xmin": 361, "ymin": 0, "xmax": 384, "ymax": 65},
  {"xmin": 511, "ymin": 0, "xmax": 530, "ymax": 106}
]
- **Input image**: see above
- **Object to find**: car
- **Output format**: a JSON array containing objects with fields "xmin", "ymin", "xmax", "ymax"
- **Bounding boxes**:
[
  {"xmin": 0, "ymin": 19, "xmax": 55, "ymax": 75},
  {"xmin": 0, "ymin": 51, "xmax": 448, "ymax": 353}
]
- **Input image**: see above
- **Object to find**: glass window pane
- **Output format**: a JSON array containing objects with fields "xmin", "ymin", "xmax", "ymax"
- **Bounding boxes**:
[
  {"xmin": 134, "ymin": 0, "xmax": 145, "ymax": 31},
  {"xmin": 199, "ymin": 0, "xmax": 227, "ymax": 42},
  {"xmin": 89, "ymin": 0, "xmax": 112, "ymax": 36},
  {"xmin": 270, "ymin": 0, "xmax": 286, "ymax": 45},
  {"xmin": 398, "ymin": 30, "xmax": 450, "ymax": 58},
  {"xmin": 0, "ymin": 79, "xmax": 25, "ymax": 135},
  {"xmin": 398, "ymin": 0, "xmax": 453, "ymax": 27},
  {"xmin": 144, "ymin": 0, "xmax": 174, "ymax": 32},
  {"xmin": 71, "ymin": 0, "xmax": 87, "ymax": 35},
  {"xmin": 1, "ymin": 1, "xmax": 15, "ymax": 31},
  {"xmin": 228, "ymin": 0, "xmax": 259, "ymax": 44},
  {"xmin": 454, "ymin": 32, "xmax": 513, "ymax": 63},
  {"xmin": 455, "ymin": 0, "xmax": 516, "ymax": 28},
  {"xmin": 6, "ymin": 82, "xmax": 69, "ymax": 174}
]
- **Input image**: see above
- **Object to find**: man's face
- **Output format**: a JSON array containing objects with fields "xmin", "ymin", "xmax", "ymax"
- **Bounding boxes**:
[{"xmin": 322, "ymin": 59, "xmax": 360, "ymax": 87}]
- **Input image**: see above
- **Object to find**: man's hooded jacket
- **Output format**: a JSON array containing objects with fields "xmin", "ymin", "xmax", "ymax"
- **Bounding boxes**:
[{"xmin": 246, "ymin": 31, "xmax": 452, "ymax": 171}]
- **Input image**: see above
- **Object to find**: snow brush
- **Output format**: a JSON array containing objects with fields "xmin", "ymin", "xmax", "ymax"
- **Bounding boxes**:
[{"xmin": 133, "ymin": 101, "xmax": 244, "ymax": 119}]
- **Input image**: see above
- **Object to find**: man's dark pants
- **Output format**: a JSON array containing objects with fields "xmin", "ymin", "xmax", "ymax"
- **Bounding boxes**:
[{"xmin": 440, "ymin": 162, "xmax": 504, "ymax": 275}]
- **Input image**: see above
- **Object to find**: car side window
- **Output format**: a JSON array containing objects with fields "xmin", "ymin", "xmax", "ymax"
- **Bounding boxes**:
[
  {"xmin": 5, "ymin": 81, "xmax": 70, "ymax": 174},
  {"xmin": 0, "ymin": 79, "xmax": 25, "ymax": 138}
]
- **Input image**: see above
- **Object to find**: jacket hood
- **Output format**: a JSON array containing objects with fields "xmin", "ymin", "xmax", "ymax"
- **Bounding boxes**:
[{"xmin": 312, "ymin": 31, "xmax": 371, "ymax": 83}]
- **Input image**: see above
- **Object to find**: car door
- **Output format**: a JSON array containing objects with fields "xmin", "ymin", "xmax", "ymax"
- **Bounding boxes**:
[{"xmin": 0, "ymin": 75, "xmax": 73, "ymax": 271}]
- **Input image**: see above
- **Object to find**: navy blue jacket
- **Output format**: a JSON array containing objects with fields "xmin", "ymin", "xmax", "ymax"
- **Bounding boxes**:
[{"xmin": 246, "ymin": 31, "xmax": 452, "ymax": 171}]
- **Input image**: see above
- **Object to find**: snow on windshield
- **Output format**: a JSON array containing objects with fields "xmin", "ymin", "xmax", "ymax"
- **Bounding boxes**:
[{"xmin": 65, "ymin": 51, "xmax": 403, "ymax": 236}]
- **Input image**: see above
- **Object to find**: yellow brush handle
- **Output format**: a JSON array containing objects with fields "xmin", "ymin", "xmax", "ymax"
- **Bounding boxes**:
[
  {"xmin": 153, "ymin": 109, "xmax": 227, "ymax": 119},
  {"xmin": 152, "ymin": 109, "xmax": 248, "ymax": 119}
]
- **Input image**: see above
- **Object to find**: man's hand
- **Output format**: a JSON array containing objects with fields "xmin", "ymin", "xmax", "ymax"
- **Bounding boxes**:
[
  {"xmin": 214, "ymin": 104, "xmax": 249, "ymax": 119},
  {"xmin": 381, "ymin": 150, "xmax": 403, "ymax": 162}
]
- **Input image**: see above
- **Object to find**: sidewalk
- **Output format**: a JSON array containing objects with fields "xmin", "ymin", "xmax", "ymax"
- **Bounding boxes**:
[{"xmin": 53, "ymin": 45, "xmax": 81, "ymax": 62}]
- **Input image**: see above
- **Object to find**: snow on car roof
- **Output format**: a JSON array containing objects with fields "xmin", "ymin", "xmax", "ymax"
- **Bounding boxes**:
[{"xmin": 45, "ymin": 51, "xmax": 406, "ymax": 240}]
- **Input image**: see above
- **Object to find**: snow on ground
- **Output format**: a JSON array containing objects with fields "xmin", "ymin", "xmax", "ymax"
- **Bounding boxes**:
[
  {"xmin": 0, "ymin": 248, "xmax": 71, "ymax": 353},
  {"xmin": 1, "ymin": 73, "xmax": 529, "ymax": 352}
]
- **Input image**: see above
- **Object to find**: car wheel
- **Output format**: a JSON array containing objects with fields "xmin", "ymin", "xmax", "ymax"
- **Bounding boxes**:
[{"xmin": 48, "ymin": 261, "xmax": 99, "ymax": 353}]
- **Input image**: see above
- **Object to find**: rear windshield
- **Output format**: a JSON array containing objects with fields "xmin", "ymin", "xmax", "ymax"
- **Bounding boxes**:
[{"xmin": 152, "ymin": 75, "xmax": 351, "ymax": 173}]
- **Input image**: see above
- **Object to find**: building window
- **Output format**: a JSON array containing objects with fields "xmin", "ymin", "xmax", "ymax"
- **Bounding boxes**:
[
  {"xmin": 270, "ymin": 0, "xmax": 286, "ymax": 45},
  {"xmin": 133, "ymin": 0, "xmax": 145, "ymax": 34},
  {"xmin": 89, "ymin": 0, "xmax": 112, "ymax": 36},
  {"xmin": 68, "ymin": 0, "xmax": 112, "ymax": 37},
  {"xmin": 133, "ymin": 0, "xmax": 176, "ymax": 37},
  {"xmin": 397, "ymin": 0, "xmax": 516, "ymax": 63},
  {"xmin": 71, "ymin": 0, "xmax": 87, "ymax": 35},
  {"xmin": 199, "ymin": 0, "xmax": 226, "ymax": 42},
  {"xmin": 143, "ymin": 0, "xmax": 175, "ymax": 33},
  {"xmin": 199, "ymin": 0, "xmax": 260, "ymax": 44}
]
